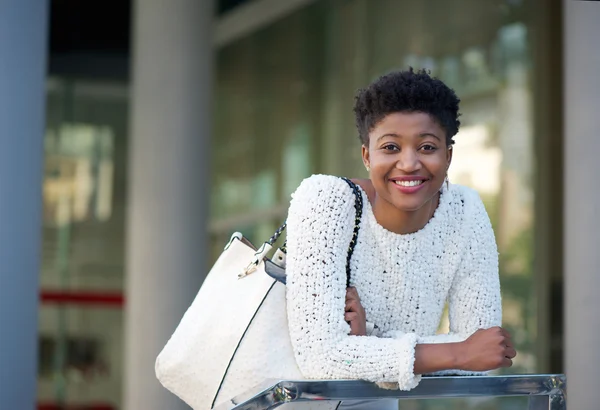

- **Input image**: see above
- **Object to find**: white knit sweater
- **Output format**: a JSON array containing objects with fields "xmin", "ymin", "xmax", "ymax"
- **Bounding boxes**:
[{"xmin": 285, "ymin": 174, "xmax": 501, "ymax": 390}]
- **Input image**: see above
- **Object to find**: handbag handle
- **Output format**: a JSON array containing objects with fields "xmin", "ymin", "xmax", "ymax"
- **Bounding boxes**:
[
  {"xmin": 267, "ymin": 222, "xmax": 287, "ymax": 247},
  {"xmin": 263, "ymin": 177, "xmax": 363, "ymax": 287}
]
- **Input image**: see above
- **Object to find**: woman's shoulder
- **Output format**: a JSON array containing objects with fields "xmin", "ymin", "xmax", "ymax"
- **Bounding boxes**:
[
  {"xmin": 291, "ymin": 174, "xmax": 356, "ymax": 203},
  {"xmin": 448, "ymin": 184, "xmax": 487, "ymax": 212},
  {"xmin": 447, "ymin": 183, "xmax": 493, "ymax": 231},
  {"xmin": 288, "ymin": 174, "xmax": 358, "ymax": 224}
]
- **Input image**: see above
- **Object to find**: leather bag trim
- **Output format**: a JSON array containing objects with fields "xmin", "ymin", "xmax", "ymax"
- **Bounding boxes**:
[
  {"xmin": 264, "ymin": 258, "xmax": 287, "ymax": 284},
  {"xmin": 211, "ymin": 279, "xmax": 278, "ymax": 408}
]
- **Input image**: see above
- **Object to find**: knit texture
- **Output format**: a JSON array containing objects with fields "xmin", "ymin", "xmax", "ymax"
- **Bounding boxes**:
[{"xmin": 285, "ymin": 175, "xmax": 501, "ymax": 390}]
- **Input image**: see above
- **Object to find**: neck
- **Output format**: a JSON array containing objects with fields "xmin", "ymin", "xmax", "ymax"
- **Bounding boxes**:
[{"xmin": 372, "ymin": 192, "xmax": 440, "ymax": 235}]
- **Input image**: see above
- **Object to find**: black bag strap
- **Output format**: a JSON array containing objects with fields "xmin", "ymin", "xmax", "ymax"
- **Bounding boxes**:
[
  {"xmin": 264, "ymin": 177, "xmax": 363, "ymax": 287},
  {"xmin": 340, "ymin": 177, "xmax": 363, "ymax": 288}
]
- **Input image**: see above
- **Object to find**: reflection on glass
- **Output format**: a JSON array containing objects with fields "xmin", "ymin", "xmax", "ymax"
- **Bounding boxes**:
[
  {"xmin": 214, "ymin": 0, "xmax": 540, "ymax": 398},
  {"xmin": 392, "ymin": 396, "xmax": 529, "ymax": 410},
  {"xmin": 39, "ymin": 79, "xmax": 127, "ymax": 409},
  {"xmin": 44, "ymin": 124, "xmax": 114, "ymax": 225}
]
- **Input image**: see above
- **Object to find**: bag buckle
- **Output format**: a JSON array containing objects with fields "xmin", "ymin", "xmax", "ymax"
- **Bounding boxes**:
[
  {"xmin": 239, "ymin": 261, "xmax": 258, "ymax": 278},
  {"xmin": 238, "ymin": 242, "xmax": 273, "ymax": 279}
]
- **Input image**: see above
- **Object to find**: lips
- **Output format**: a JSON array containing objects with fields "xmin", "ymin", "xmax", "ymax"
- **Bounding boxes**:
[
  {"xmin": 389, "ymin": 176, "xmax": 429, "ymax": 194},
  {"xmin": 393, "ymin": 179, "xmax": 425, "ymax": 187}
]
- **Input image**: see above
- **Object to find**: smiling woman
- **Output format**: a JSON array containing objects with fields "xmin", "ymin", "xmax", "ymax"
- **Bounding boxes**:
[
  {"xmin": 356, "ymin": 70, "xmax": 457, "ymax": 232},
  {"xmin": 284, "ymin": 69, "xmax": 515, "ymax": 409},
  {"xmin": 363, "ymin": 111, "xmax": 451, "ymax": 232}
]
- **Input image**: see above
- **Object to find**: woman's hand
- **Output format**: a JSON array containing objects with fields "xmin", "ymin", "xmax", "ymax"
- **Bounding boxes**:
[
  {"xmin": 456, "ymin": 327, "xmax": 517, "ymax": 371},
  {"xmin": 345, "ymin": 287, "xmax": 367, "ymax": 336}
]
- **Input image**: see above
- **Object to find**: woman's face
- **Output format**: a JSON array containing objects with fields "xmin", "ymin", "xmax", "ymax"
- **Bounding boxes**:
[{"xmin": 362, "ymin": 111, "xmax": 452, "ymax": 212}]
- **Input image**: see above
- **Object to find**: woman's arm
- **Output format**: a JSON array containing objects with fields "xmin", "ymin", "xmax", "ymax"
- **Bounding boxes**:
[
  {"xmin": 356, "ymin": 188, "xmax": 515, "ymax": 374},
  {"xmin": 287, "ymin": 177, "xmax": 513, "ymax": 388},
  {"xmin": 286, "ymin": 175, "xmax": 422, "ymax": 390},
  {"xmin": 433, "ymin": 190, "xmax": 517, "ymax": 372},
  {"xmin": 415, "ymin": 328, "xmax": 514, "ymax": 374},
  {"xmin": 286, "ymin": 176, "xmax": 512, "ymax": 389}
]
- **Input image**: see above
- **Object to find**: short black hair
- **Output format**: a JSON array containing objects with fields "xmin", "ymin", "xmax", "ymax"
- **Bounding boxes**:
[{"xmin": 353, "ymin": 68, "xmax": 460, "ymax": 146}]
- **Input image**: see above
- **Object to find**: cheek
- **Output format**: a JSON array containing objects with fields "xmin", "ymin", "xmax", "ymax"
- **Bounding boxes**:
[
  {"xmin": 369, "ymin": 153, "xmax": 396, "ymax": 170},
  {"xmin": 423, "ymin": 155, "xmax": 448, "ymax": 177}
]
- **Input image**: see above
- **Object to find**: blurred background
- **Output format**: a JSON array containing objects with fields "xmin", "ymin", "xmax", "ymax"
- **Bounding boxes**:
[{"xmin": 1, "ymin": 0, "xmax": 598, "ymax": 409}]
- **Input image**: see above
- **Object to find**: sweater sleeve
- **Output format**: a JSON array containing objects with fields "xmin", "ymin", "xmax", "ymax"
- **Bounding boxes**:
[
  {"xmin": 379, "ymin": 188, "xmax": 501, "ymax": 376},
  {"xmin": 427, "ymin": 191, "xmax": 502, "ymax": 375},
  {"xmin": 446, "ymin": 190, "xmax": 502, "ymax": 336},
  {"xmin": 285, "ymin": 175, "xmax": 421, "ymax": 390}
]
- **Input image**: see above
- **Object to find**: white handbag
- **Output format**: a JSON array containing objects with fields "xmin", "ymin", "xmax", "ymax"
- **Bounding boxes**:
[{"xmin": 155, "ymin": 177, "xmax": 363, "ymax": 409}]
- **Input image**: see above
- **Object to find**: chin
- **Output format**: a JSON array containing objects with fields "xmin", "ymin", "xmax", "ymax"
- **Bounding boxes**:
[
  {"xmin": 388, "ymin": 191, "xmax": 435, "ymax": 212},
  {"xmin": 392, "ymin": 201, "xmax": 428, "ymax": 212}
]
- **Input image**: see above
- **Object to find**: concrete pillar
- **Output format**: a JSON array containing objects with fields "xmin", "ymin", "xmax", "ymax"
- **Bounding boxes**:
[
  {"xmin": 0, "ymin": 1, "xmax": 48, "ymax": 408},
  {"xmin": 564, "ymin": 1, "xmax": 600, "ymax": 408},
  {"xmin": 124, "ymin": 0, "xmax": 213, "ymax": 409}
]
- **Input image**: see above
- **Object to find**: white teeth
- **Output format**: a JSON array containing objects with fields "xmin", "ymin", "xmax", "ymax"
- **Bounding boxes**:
[{"xmin": 394, "ymin": 180, "xmax": 424, "ymax": 187}]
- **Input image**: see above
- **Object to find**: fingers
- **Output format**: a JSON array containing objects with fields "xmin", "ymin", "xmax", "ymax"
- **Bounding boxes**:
[
  {"xmin": 500, "ymin": 330, "xmax": 514, "ymax": 353},
  {"xmin": 497, "ymin": 327, "xmax": 516, "ymax": 361},
  {"xmin": 345, "ymin": 312, "xmax": 358, "ymax": 322},
  {"xmin": 499, "ymin": 327, "xmax": 513, "ymax": 343},
  {"xmin": 488, "ymin": 326, "xmax": 513, "ymax": 348},
  {"xmin": 345, "ymin": 288, "xmax": 363, "ymax": 312},
  {"xmin": 505, "ymin": 347, "xmax": 517, "ymax": 359},
  {"xmin": 345, "ymin": 299, "xmax": 360, "ymax": 312},
  {"xmin": 346, "ymin": 287, "xmax": 360, "ymax": 302}
]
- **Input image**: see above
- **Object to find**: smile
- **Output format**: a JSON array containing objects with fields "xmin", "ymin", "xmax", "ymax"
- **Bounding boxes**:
[
  {"xmin": 393, "ymin": 180, "xmax": 424, "ymax": 187},
  {"xmin": 390, "ymin": 177, "xmax": 429, "ymax": 194}
]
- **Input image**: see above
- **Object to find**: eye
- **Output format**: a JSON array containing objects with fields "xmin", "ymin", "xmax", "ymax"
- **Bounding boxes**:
[
  {"xmin": 420, "ymin": 144, "xmax": 438, "ymax": 152},
  {"xmin": 382, "ymin": 144, "xmax": 399, "ymax": 152}
]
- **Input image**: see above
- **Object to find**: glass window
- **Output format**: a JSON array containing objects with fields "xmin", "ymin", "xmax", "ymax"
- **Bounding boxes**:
[
  {"xmin": 214, "ymin": 0, "xmax": 540, "ymax": 383},
  {"xmin": 40, "ymin": 78, "xmax": 128, "ymax": 409}
]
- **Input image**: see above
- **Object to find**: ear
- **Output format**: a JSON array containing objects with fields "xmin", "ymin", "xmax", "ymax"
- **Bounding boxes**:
[
  {"xmin": 446, "ymin": 144, "xmax": 453, "ymax": 170},
  {"xmin": 361, "ymin": 145, "xmax": 370, "ymax": 170}
]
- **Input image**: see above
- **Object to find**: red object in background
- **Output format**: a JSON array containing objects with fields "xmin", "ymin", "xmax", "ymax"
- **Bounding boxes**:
[
  {"xmin": 40, "ymin": 290, "xmax": 124, "ymax": 307},
  {"xmin": 38, "ymin": 404, "xmax": 115, "ymax": 410},
  {"xmin": 38, "ymin": 292, "xmax": 121, "ymax": 410}
]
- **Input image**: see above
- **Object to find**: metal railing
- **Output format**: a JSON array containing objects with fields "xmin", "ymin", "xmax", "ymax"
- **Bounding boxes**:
[{"xmin": 215, "ymin": 374, "xmax": 566, "ymax": 409}]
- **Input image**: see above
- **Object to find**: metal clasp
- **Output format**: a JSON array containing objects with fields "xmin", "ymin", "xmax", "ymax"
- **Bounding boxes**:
[{"xmin": 238, "ymin": 242, "xmax": 273, "ymax": 279}]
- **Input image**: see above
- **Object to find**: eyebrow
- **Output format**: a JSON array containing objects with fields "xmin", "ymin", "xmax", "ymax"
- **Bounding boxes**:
[{"xmin": 377, "ymin": 132, "xmax": 441, "ymax": 142}]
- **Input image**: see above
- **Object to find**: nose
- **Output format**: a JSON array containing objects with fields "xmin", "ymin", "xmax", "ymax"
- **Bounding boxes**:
[{"xmin": 395, "ymin": 148, "xmax": 422, "ymax": 173}]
